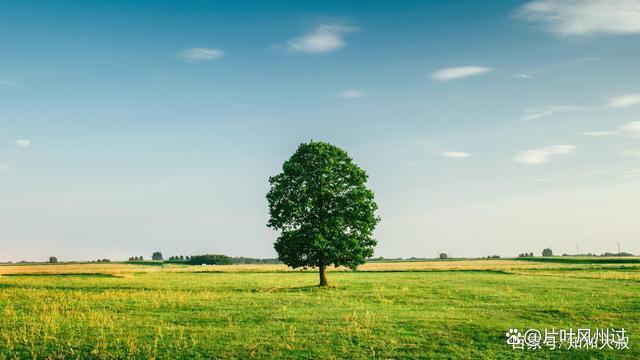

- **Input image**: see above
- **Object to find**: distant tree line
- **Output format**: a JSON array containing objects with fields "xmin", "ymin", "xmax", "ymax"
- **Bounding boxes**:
[
  {"xmin": 227, "ymin": 257, "xmax": 281, "ymax": 264},
  {"xmin": 518, "ymin": 252, "xmax": 535, "ymax": 258},
  {"xmin": 600, "ymin": 252, "xmax": 633, "ymax": 257},
  {"xmin": 124, "ymin": 252, "xmax": 281, "ymax": 265},
  {"xmin": 120, "ymin": 248, "xmax": 636, "ymax": 265},
  {"xmin": 183, "ymin": 254, "xmax": 231, "ymax": 265},
  {"xmin": 164, "ymin": 255, "xmax": 281, "ymax": 265},
  {"xmin": 367, "ymin": 257, "xmax": 431, "ymax": 262},
  {"xmin": 562, "ymin": 252, "xmax": 634, "ymax": 257}
]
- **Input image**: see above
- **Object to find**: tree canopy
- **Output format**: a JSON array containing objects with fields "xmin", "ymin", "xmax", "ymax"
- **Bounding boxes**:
[
  {"xmin": 188, "ymin": 254, "xmax": 232, "ymax": 265},
  {"xmin": 267, "ymin": 141, "xmax": 379, "ymax": 286}
]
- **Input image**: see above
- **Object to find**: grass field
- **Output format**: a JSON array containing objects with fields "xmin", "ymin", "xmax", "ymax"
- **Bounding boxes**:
[{"xmin": 0, "ymin": 259, "xmax": 638, "ymax": 359}]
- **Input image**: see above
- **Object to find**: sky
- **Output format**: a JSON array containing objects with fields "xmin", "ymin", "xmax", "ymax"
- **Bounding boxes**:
[{"xmin": 1, "ymin": 0, "xmax": 639, "ymax": 261}]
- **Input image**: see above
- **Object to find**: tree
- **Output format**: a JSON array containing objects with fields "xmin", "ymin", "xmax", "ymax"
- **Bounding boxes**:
[
  {"xmin": 189, "ymin": 254, "xmax": 232, "ymax": 265},
  {"xmin": 49, "ymin": 256, "xmax": 58, "ymax": 263},
  {"xmin": 439, "ymin": 253, "xmax": 448, "ymax": 259},
  {"xmin": 542, "ymin": 248, "xmax": 553, "ymax": 257},
  {"xmin": 267, "ymin": 141, "xmax": 379, "ymax": 286},
  {"xmin": 151, "ymin": 252, "xmax": 163, "ymax": 261}
]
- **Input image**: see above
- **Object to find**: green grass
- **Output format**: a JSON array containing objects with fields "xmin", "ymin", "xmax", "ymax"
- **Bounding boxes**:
[{"xmin": 0, "ymin": 263, "xmax": 638, "ymax": 359}]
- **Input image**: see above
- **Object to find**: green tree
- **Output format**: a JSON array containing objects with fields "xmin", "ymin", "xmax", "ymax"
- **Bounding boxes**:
[
  {"xmin": 151, "ymin": 252, "xmax": 163, "ymax": 261},
  {"xmin": 267, "ymin": 141, "xmax": 379, "ymax": 286},
  {"xmin": 542, "ymin": 248, "xmax": 553, "ymax": 257},
  {"xmin": 48, "ymin": 256, "xmax": 58, "ymax": 263},
  {"xmin": 189, "ymin": 254, "xmax": 232, "ymax": 265}
]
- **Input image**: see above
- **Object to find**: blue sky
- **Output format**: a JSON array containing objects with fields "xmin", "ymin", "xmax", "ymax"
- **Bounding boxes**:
[{"xmin": 1, "ymin": 0, "xmax": 639, "ymax": 261}]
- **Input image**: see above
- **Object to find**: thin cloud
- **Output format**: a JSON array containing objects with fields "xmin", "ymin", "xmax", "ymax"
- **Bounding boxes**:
[
  {"xmin": 514, "ymin": 145, "xmax": 576, "ymax": 164},
  {"xmin": 431, "ymin": 66, "xmax": 492, "ymax": 81},
  {"xmin": 519, "ymin": 105, "xmax": 581, "ymax": 122},
  {"xmin": 606, "ymin": 94, "xmax": 640, "ymax": 108},
  {"xmin": 621, "ymin": 169, "xmax": 640, "ymax": 179},
  {"xmin": 574, "ymin": 56, "xmax": 603, "ymax": 63},
  {"xmin": 512, "ymin": 73, "xmax": 533, "ymax": 79},
  {"xmin": 178, "ymin": 48, "xmax": 225, "ymax": 62},
  {"xmin": 0, "ymin": 79, "xmax": 26, "ymax": 89},
  {"xmin": 619, "ymin": 121, "xmax": 640, "ymax": 138},
  {"xmin": 15, "ymin": 139, "xmax": 31, "ymax": 147},
  {"xmin": 516, "ymin": 0, "xmax": 640, "ymax": 36},
  {"xmin": 532, "ymin": 178, "xmax": 550, "ymax": 182},
  {"xmin": 579, "ymin": 170, "xmax": 606, "ymax": 178},
  {"xmin": 0, "ymin": 164, "xmax": 11, "ymax": 172},
  {"xmin": 282, "ymin": 24, "xmax": 358, "ymax": 54},
  {"xmin": 439, "ymin": 151, "xmax": 470, "ymax": 158},
  {"xmin": 581, "ymin": 121, "xmax": 640, "ymax": 138},
  {"xmin": 335, "ymin": 90, "xmax": 365, "ymax": 98},
  {"xmin": 621, "ymin": 148, "xmax": 640, "ymax": 157},
  {"xmin": 580, "ymin": 131, "xmax": 613, "ymax": 137}
]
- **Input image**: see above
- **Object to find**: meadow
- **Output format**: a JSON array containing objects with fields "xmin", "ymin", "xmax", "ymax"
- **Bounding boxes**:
[{"xmin": 0, "ymin": 258, "xmax": 638, "ymax": 359}]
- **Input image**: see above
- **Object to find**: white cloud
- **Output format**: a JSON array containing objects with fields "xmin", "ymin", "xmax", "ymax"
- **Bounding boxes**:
[
  {"xmin": 178, "ymin": 48, "xmax": 225, "ymax": 62},
  {"xmin": 0, "ymin": 164, "xmax": 11, "ymax": 172},
  {"xmin": 512, "ymin": 73, "xmax": 533, "ymax": 79},
  {"xmin": 283, "ymin": 24, "xmax": 358, "ymax": 54},
  {"xmin": 579, "ymin": 170, "xmax": 606, "ymax": 177},
  {"xmin": 581, "ymin": 121, "xmax": 640, "ymax": 138},
  {"xmin": 575, "ymin": 56, "xmax": 602, "ymax": 63},
  {"xmin": 15, "ymin": 139, "xmax": 31, "ymax": 147},
  {"xmin": 580, "ymin": 131, "xmax": 613, "ymax": 137},
  {"xmin": 431, "ymin": 66, "xmax": 492, "ymax": 81},
  {"xmin": 517, "ymin": 0, "xmax": 640, "ymax": 36},
  {"xmin": 532, "ymin": 178, "xmax": 550, "ymax": 182},
  {"xmin": 619, "ymin": 121, "xmax": 640, "ymax": 138},
  {"xmin": 0, "ymin": 79, "xmax": 25, "ymax": 89},
  {"xmin": 519, "ymin": 105, "xmax": 580, "ymax": 122},
  {"xmin": 606, "ymin": 94, "xmax": 640, "ymax": 108},
  {"xmin": 621, "ymin": 169, "xmax": 640, "ymax": 179},
  {"xmin": 621, "ymin": 148, "xmax": 640, "ymax": 157},
  {"xmin": 335, "ymin": 90, "xmax": 365, "ymax": 98},
  {"xmin": 514, "ymin": 145, "xmax": 576, "ymax": 164},
  {"xmin": 439, "ymin": 151, "xmax": 470, "ymax": 158}
]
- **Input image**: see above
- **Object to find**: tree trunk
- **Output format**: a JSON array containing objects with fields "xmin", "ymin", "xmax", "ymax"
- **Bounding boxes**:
[{"xmin": 319, "ymin": 264, "xmax": 328, "ymax": 286}]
